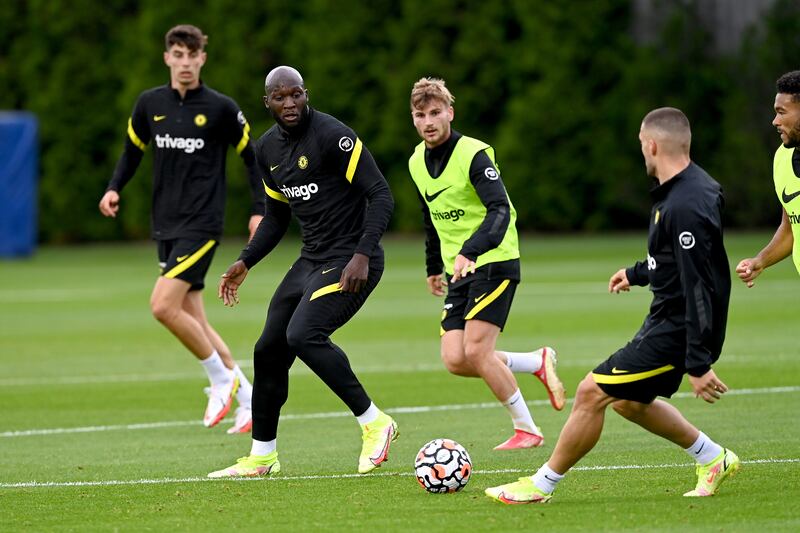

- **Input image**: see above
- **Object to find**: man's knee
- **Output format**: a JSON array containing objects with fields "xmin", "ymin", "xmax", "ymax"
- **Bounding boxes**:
[
  {"xmin": 462, "ymin": 338, "xmax": 493, "ymax": 367},
  {"xmin": 612, "ymin": 399, "xmax": 649, "ymax": 420},
  {"xmin": 573, "ymin": 373, "xmax": 609, "ymax": 409},
  {"xmin": 441, "ymin": 346, "xmax": 470, "ymax": 376},
  {"xmin": 254, "ymin": 326, "xmax": 289, "ymax": 361},
  {"xmin": 285, "ymin": 322, "xmax": 325, "ymax": 353},
  {"xmin": 150, "ymin": 297, "xmax": 178, "ymax": 325}
]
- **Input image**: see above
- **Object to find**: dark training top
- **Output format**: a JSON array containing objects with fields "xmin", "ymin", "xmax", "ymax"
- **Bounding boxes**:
[
  {"xmin": 418, "ymin": 130, "xmax": 519, "ymax": 282},
  {"xmin": 239, "ymin": 107, "xmax": 394, "ymax": 267},
  {"xmin": 625, "ymin": 162, "xmax": 731, "ymax": 377},
  {"xmin": 108, "ymin": 83, "xmax": 265, "ymax": 240}
]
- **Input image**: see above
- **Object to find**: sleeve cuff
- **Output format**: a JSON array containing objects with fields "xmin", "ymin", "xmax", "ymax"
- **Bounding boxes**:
[{"xmin": 686, "ymin": 364, "xmax": 711, "ymax": 377}]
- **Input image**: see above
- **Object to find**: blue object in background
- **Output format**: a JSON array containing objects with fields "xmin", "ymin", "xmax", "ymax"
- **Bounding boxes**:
[{"xmin": 0, "ymin": 112, "xmax": 38, "ymax": 257}]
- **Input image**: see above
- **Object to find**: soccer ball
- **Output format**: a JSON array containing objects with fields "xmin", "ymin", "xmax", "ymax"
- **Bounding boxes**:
[{"xmin": 414, "ymin": 438, "xmax": 472, "ymax": 493}]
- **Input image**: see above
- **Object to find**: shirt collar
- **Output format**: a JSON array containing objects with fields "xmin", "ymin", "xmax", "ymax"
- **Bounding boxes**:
[
  {"xmin": 650, "ymin": 161, "xmax": 692, "ymax": 200},
  {"xmin": 167, "ymin": 80, "xmax": 205, "ymax": 100}
]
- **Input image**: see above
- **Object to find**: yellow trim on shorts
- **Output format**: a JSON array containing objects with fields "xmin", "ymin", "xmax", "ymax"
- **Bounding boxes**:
[
  {"xmin": 310, "ymin": 282, "xmax": 342, "ymax": 301},
  {"xmin": 464, "ymin": 279, "xmax": 510, "ymax": 320},
  {"xmin": 235, "ymin": 121, "xmax": 251, "ymax": 154},
  {"xmin": 163, "ymin": 240, "xmax": 216, "ymax": 279},
  {"xmin": 127, "ymin": 118, "xmax": 146, "ymax": 151},
  {"xmin": 592, "ymin": 364, "xmax": 675, "ymax": 384},
  {"xmin": 263, "ymin": 180, "xmax": 289, "ymax": 203},
  {"xmin": 345, "ymin": 138, "xmax": 363, "ymax": 183}
]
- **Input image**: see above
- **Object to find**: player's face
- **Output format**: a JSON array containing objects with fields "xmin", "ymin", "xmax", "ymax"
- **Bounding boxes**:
[
  {"xmin": 639, "ymin": 125, "xmax": 656, "ymax": 177},
  {"xmin": 773, "ymin": 93, "xmax": 800, "ymax": 148},
  {"xmin": 164, "ymin": 44, "xmax": 206, "ymax": 89},
  {"xmin": 265, "ymin": 84, "xmax": 308, "ymax": 128},
  {"xmin": 412, "ymin": 100, "xmax": 454, "ymax": 148}
]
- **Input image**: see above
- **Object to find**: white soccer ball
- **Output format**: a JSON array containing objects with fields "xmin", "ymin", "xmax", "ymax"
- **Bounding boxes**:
[{"xmin": 414, "ymin": 438, "xmax": 472, "ymax": 493}]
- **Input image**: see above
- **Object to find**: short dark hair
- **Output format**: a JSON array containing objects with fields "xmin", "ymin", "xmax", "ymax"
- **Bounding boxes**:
[
  {"xmin": 165, "ymin": 24, "xmax": 207, "ymax": 52},
  {"xmin": 642, "ymin": 107, "xmax": 690, "ymax": 132},
  {"xmin": 776, "ymin": 71, "xmax": 800, "ymax": 102},
  {"xmin": 642, "ymin": 107, "xmax": 691, "ymax": 155}
]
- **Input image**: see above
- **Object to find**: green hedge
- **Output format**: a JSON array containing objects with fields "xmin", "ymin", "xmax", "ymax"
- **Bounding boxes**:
[{"xmin": 1, "ymin": 0, "xmax": 797, "ymax": 242}]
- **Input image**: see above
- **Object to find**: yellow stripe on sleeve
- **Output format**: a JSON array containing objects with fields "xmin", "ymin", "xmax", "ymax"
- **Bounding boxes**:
[
  {"xmin": 592, "ymin": 364, "xmax": 676, "ymax": 384},
  {"xmin": 127, "ymin": 118, "xmax": 146, "ymax": 151},
  {"xmin": 163, "ymin": 240, "xmax": 216, "ymax": 279},
  {"xmin": 345, "ymin": 138, "xmax": 363, "ymax": 183},
  {"xmin": 263, "ymin": 180, "xmax": 289, "ymax": 203},
  {"xmin": 309, "ymin": 282, "xmax": 342, "ymax": 301},
  {"xmin": 235, "ymin": 121, "xmax": 251, "ymax": 154},
  {"xmin": 464, "ymin": 279, "xmax": 511, "ymax": 320}
]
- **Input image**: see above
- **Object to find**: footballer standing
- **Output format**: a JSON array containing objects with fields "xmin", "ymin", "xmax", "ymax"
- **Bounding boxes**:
[
  {"xmin": 209, "ymin": 66, "xmax": 397, "ymax": 477},
  {"xmin": 99, "ymin": 24, "xmax": 263, "ymax": 434}
]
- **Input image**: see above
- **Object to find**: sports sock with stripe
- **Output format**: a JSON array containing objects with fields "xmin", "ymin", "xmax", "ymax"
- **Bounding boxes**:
[
  {"xmin": 532, "ymin": 463, "xmax": 564, "ymax": 494},
  {"xmin": 502, "ymin": 389, "xmax": 539, "ymax": 434},
  {"xmin": 684, "ymin": 431, "xmax": 723, "ymax": 465}
]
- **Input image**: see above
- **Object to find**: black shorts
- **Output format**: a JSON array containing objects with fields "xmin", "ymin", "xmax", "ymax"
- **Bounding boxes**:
[
  {"xmin": 441, "ymin": 277, "xmax": 517, "ymax": 334},
  {"xmin": 592, "ymin": 316, "xmax": 686, "ymax": 404},
  {"xmin": 157, "ymin": 238, "xmax": 218, "ymax": 291}
]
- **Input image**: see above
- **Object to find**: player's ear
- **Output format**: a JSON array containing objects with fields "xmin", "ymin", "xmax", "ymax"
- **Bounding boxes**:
[
  {"xmin": 305, "ymin": 89, "xmax": 309, "ymax": 103},
  {"xmin": 263, "ymin": 95, "xmax": 269, "ymax": 109}
]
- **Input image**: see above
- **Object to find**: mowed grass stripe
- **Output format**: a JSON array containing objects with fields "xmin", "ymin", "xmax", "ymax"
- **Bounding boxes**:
[
  {"xmin": 3, "ymin": 385, "xmax": 798, "ymax": 438},
  {"xmin": 3, "ymin": 459, "xmax": 797, "ymax": 489}
]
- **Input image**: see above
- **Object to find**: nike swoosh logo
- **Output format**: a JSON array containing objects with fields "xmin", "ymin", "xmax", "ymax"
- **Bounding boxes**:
[
  {"xmin": 176, "ymin": 255, "xmax": 189, "ymax": 262},
  {"xmin": 270, "ymin": 164, "xmax": 280, "ymax": 172},
  {"xmin": 474, "ymin": 292, "xmax": 487, "ymax": 303},
  {"xmin": 782, "ymin": 187, "xmax": 800, "ymax": 203},
  {"xmin": 695, "ymin": 443, "xmax": 705, "ymax": 455},
  {"xmin": 424, "ymin": 186, "xmax": 451, "ymax": 202},
  {"xmin": 154, "ymin": 115, "xmax": 166, "ymax": 122},
  {"xmin": 322, "ymin": 268, "xmax": 337, "ymax": 274},
  {"xmin": 611, "ymin": 367, "xmax": 629, "ymax": 374}
]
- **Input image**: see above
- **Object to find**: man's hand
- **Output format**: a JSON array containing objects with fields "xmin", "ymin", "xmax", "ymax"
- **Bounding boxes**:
[
  {"xmin": 688, "ymin": 369, "xmax": 728, "ymax": 404},
  {"xmin": 247, "ymin": 214, "xmax": 263, "ymax": 242},
  {"xmin": 426, "ymin": 274, "xmax": 447, "ymax": 296},
  {"xmin": 99, "ymin": 190, "xmax": 120, "ymax": 217},
  {"xmin": 218, "ymin": 260, "xmax": 249, "ymax": 307},
  {"xmin": 608, "ymin": 268, "xmax": 630, "ymax": 293},
  {"xmin": 340, "ymin": 253, "xmax": 369, "ymax": 293},
  {"xmin": 735, "ymin": 257, "xmax": 764, "ymax": 288},
  {"xmin": 450, "ymin": 254, "xmax": 475, "ymax": 283}
]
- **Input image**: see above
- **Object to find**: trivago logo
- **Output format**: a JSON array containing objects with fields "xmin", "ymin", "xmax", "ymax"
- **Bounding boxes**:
[
  {"xmin": 280, "ymin": 183, "xmax": 319, "ymax": 201},
  {"xmin": 154, "ymin": 134, "xmax": 205, "ymax": 153},
  {"xmin": 431, "ymin": 208, "xmax": 466, "ymax": 222}
]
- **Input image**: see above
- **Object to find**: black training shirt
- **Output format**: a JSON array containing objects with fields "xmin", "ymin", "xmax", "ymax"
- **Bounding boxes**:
[
  {"xmin": 239, "ymin": 107, "xmax": 394, "ymax": 267},
  {"xmin": 625, "ymin": 162, "xmax": 731, "ymax": 376},
  {"xmin": 108, "ymin": 83, "xmax": 265, "ymax": 240}
]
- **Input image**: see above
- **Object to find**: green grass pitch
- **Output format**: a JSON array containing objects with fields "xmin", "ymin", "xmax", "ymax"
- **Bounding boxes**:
[{"xmin": 1, "ymin": 233, "xmax": 798, "ymax": 531}]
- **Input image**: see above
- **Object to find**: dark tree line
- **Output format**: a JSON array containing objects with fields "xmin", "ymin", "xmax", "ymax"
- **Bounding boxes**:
[{"xmin": 1, "ymin": 0, "xmax": 797, "ymax": 242}]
